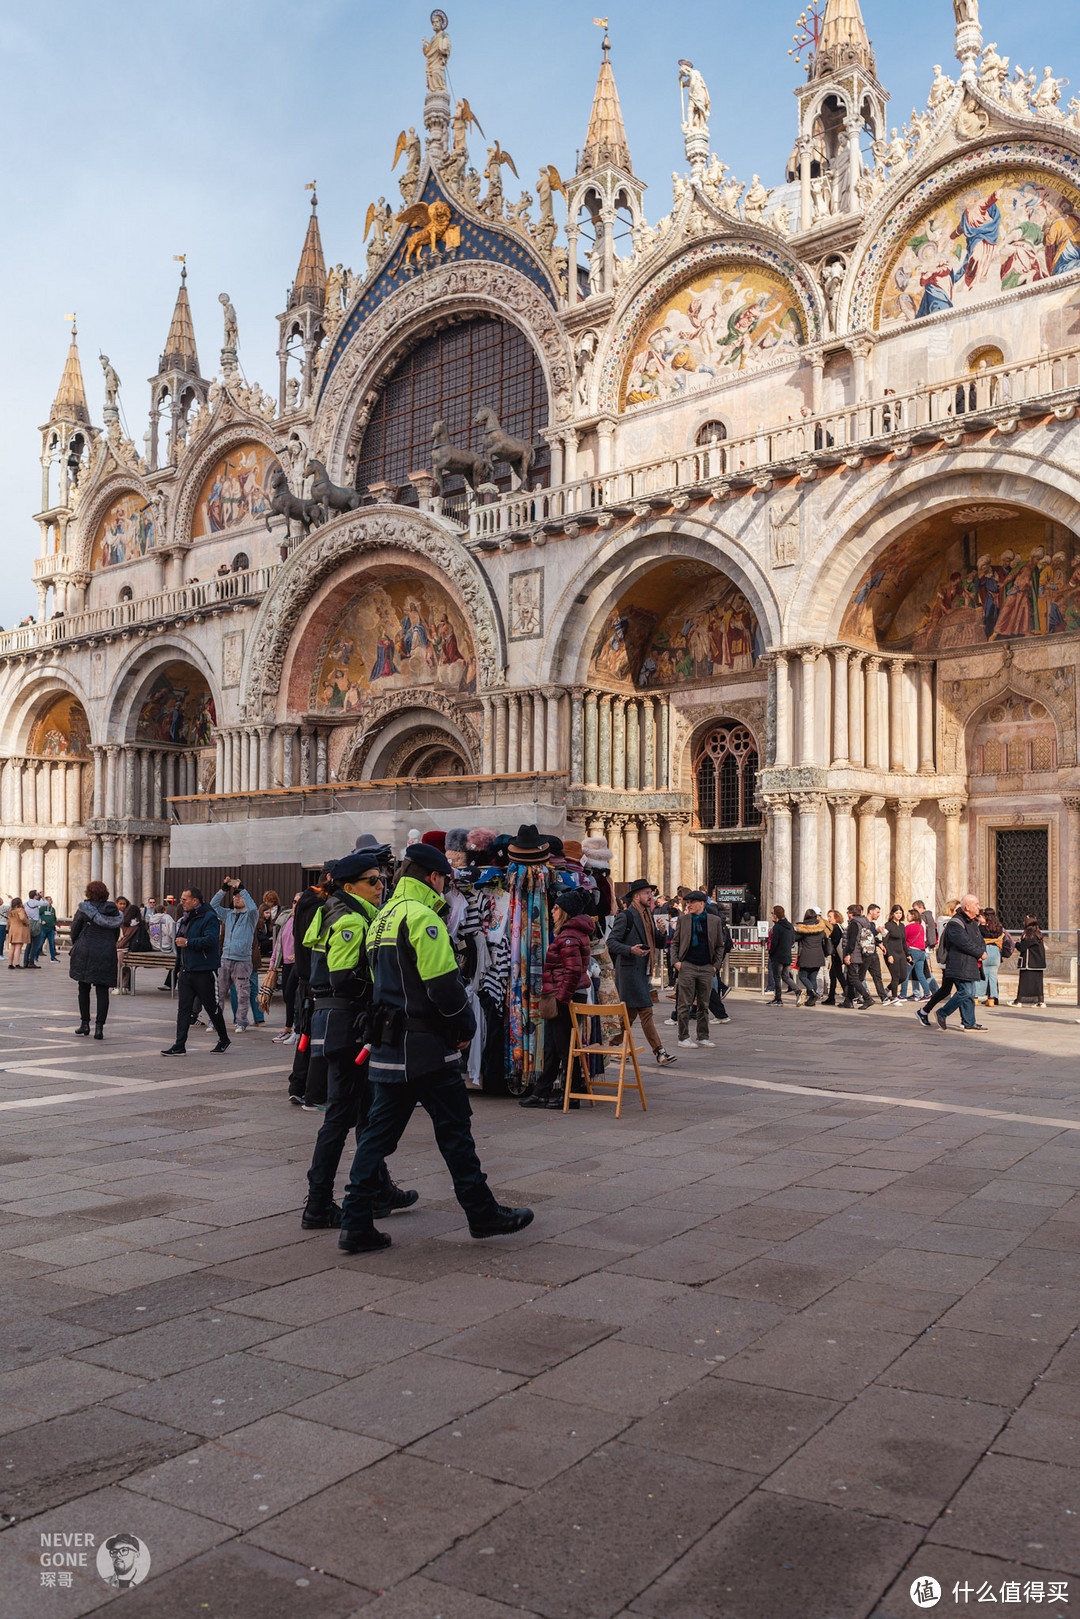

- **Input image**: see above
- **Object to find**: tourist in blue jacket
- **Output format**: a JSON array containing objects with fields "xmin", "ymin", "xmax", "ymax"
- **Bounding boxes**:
[
  {"xmin": 161, "ymin": 887, "xmax": 231, "ymax": 1055},
  {"xmin": 212, "ymin": 879, "xmax": 258, "ymax": 1032}
]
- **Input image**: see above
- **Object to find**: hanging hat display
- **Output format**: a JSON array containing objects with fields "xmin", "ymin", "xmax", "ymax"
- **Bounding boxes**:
[{"xmin": 507, "ymin": 823, "xmax": 551, "ymax": 864}]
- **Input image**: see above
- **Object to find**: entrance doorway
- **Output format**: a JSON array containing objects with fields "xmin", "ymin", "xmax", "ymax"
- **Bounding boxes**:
[
  {"xmin": 995, "ymin": 828, "xmax": 1049, "ymax": 929},
  {"xmin": 705, "ymin": 840, "xmax": 762, "ymax": 920}
]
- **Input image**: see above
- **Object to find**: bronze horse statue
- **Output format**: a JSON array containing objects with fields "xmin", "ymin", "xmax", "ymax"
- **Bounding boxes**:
[
  {"xmin": 430, "ymin": 419, "xmax": 492, "ymax": 495},
  {"xmin": 264, "ymin": 464, "xmax": 322, "ymax": 543},
  {"xmin": 305, "ymin": 458, "xmax": 363, "ymax": 523},
  {"xmin": 474, "ymin": 405, "xmax": 533, "ymax": 487}
]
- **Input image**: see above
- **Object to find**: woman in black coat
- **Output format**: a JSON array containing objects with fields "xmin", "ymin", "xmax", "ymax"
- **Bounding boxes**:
[
  {"xmin": 1013, "ymin": 916, "xmax": 1046, "ymax": 1007},
  {"xmin": 883, "ymin": 905, "xmax": 911, "ymax": 1001},
  {"xmin": 70, "ymin": 881, "xmax": 123, "ymax": 1038},
  {"xmin": 767, "ymin": 905, "xmax": 797, "ymax": 1006},
  {"xmin": 822, "ymin": 909, "xmax": 846, "ymax": 1005}
]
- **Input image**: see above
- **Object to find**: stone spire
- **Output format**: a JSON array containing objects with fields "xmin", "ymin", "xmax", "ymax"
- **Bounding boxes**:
[
  {"xmin": 160, "ymin": 264, "xmax": 200, "ymax": 374},
  {"xmin": 582, "ymin": 25, "xmax": 632, "ymax": 173},
  {"xmin": 50, "ymin": 320, "xmax": 89, "ymax": 425},
  {"xmin": 289, "ymin": 186, "xmax": 327, "ymax": 310},
  {"xmin": 812, "ymin": 0, "xmax": 876, "ymax": 79}
]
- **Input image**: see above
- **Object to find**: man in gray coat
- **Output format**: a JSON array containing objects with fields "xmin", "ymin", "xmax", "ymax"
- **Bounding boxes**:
[
  {"xmin": 672, "ymin": 891, "xmax": 726, "ymax": 1047},
  {"xmin": 607, "ymin": 879, "xmax": 677, "ymax": 1066}
]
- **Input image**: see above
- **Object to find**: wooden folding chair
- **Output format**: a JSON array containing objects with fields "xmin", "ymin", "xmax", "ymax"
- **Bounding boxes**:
[{"xmin": 563, "ymin": 1001, "xmax": 647, "ymax": 1118}]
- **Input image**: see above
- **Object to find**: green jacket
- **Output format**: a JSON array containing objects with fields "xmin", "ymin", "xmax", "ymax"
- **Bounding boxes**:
[
  {"xmin": 326, "ymin": 894, "xmax": 379, "ymax": 996},
  {"xmin": 303, "ymin": 888, "xmax": 360, "ymax": 995},
  {"xmin": 365, "ymin": 875, "xmax": 475, "ymax": 1083}
]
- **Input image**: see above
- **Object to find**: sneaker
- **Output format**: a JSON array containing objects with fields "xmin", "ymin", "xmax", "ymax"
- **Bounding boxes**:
[
  {"xmin": 374, "ymin": 1185, "xmax": 419, "ymax": 1217},
  {"xmin": 663, "ymin": 1016, "xmax": 677, "ymax": 1026},
  {"xmin": 698, "ymin": 1038, "xmax": 715, "ymax": 1047},
  {"xmin": 959, "ymin": 1023, "xmax": 988, "ymax": 1031},
  {"xmin": 235, "ymin": 1025, "xmax": 248, "ymax": 1033},
  {"xmin": 273, "ymin": 1030, "xmax": 292, "ymax": 1044},
  {"xmin": 915, "ymin": 1008, "xmax": 930, "ymax": 1027},
  {"xmin": 935, "ymin": 1011, "xmax": 948, "ymax": 1030},
  {"xmin": 339, "ymin": 1228, "xmax": 392, "ymax": 1254},
  {"xmin": 160, "ymin": 1045, "xmax": 187, "ymax": 1056},
  {"xmin": 211, "ymin": 1039, "xmax": 231, "ymax": 1054},
  {"xmin": 301, "ymin": 1100, "xmax": 325, "ymax": 1111},
  {"xmin": 468, "ymin": 1204, "xmax": 534, "ymax": 1239},
  {"xmin": 678, "ymin": 1038, "xmax": 698, "ymax": 1048},
  {"xmin": 519, "ymin": 1092, "xmax": 551, "ymax": 1108},
  {"xmin": 655, "ymin": 1049, "xmax": 677, "ymax": 1066},
  {"xmin": 191, "ymin": 1019, "xmax": 207, "ymax": 1030},
  {"xmin": 288, "ymin": 1094, "xmax": 304, "ymax": 1106}
]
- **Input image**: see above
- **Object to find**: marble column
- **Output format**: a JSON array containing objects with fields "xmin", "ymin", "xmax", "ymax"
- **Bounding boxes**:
[
  {"xmin": 584, "ymin": 692, "xmax": 598, "ymax": 784},
  {"xmin": 597, "ymin": 696, "xmax": 612, "ymax": 787},
  {"xmin": 120, "ymin": 836, "xmax": 136, "ymax": 901},
  {"xmin": 626, "ymin": 701, "xmax": 640, "ymax": 791},
  {"xmin": 623, "ymin": 817, "xmax": 640, "ymax": 884},
  {"xmin": 1064, "ymin": 796, "xmax": 1080, "ymax": 931},
  {"xmin": 299, "ymin": 729, "xmax": 312, "ymax": 787},
  {"xmin": 259, "ymin": 730, "xmax": 272, "ymax": 792},
  {"xmin": 856, "ymin": 795, "xmax": 885, "ymax": 907},
  {"xmin": 888, "ymin": 660, "xmax": 906, "ymax": 772},
  {"xmin": 831, "ymin": 649, "xmax": 850, "ymax": 765},
  {"xmin": 658, "ymin": 699, "xmax": 670, "ymax": 788},
  {"xmin": 493, "ymin": 697, "xmax": 508, "ymax": 775},
  {"xmin": 939, "ymin": 798, "xmax": 965, "ymax": 906},
  {"xmin": 141, "ymin": 837, "xmax": 154, "ymax": 900},
  {"xmin": 830, "ymin": 794, "xmax": 858, "ymax": 908},
  {"xmin": 101, "ymin": 834, "xmax": 117, "ymax": 895},
  {"xmin": 643, "ymin": 815, "xmax": 662, "ymax": 888},
  {"xmin": 40, "ymin": 762, "xmax": 53, "ymax": 827},
  {"xmin": 569, "ymin": 691, "xmax": 584, "ymax": 784},
  {"xmin": 611, "ymin": 699, "xmax": 626, "ymax": 790},
  {"xmin": 316, "ymin": 731, "xmax": 328, "ymax": 786},
  {"xmin": 91, "ymin": 748, "xmax": 104, "ymax": 819},
  {"xmin": 282, "ymin": 728, "xmax": 295, "ymax": 789},
  {"xmin": 642, "ymin": 698, "xmax": 656, "ymax": 790},
  {"xmin": 152, "ymin": 754, "xmax": 163, "ymax": 820},
  {"xmin": 794, "ymin": 793, "xmax": 822, "ymax": 917},
  {"xmin": 31, "ymin": 840, "xmax": 46, "ymax": 892},
  {"xmin": 90, "ymin": 835, "xmax": 102, "ymax": 882},
  {"xmin": 667, "ymin": 813, "xmax": 688, "ymax": 893},
  {"xmin": 139, "ymin": 750, "xmax": 150, "ymax": 820},
  {"xmin": 546, "ymin": 693, "xmax": 561, "ymax": 775},
  {"xmin": 848, "ymin": 654, "xmax": 865, "ymax": 768},
  {"xmin": 66, "ymin": 762, "xmax": 82, "ymax": 826},
  {"xmin": 892, "ymin": 799, "xmax": 917, "ymax": 906},
  {"xmin": 105, "ymin": 747, "xmax": 121, "ymax": 820},
  {"xmin": 24, "ymin": 763, "xmax": 38, "ymax": 825},
  {"xmin": 215, "ymin": 734, "xmax": 226, "ymax": 794},
  {"xmin": 480, "ymin": 697, "xmax": 494, "ymax": 775},
  {"xmin": 774, "ymin": 653, "xmax": 793, "ymax": 767},
  {"xmin": 507, "ymin": 694, "xmax": 521, "ymax": 774},
  {"xmin": 767, "ymin": 796, "xmax": 793, "ymax": 916},
  {"xmin": 799, "ymin": 651, "xmax": 818, "ymax": 767},
  {"xmin": 605, "ymin": 816, "xmax": 625, "ymax": 885},
  {"xmin": 918, "ymin": 663, "xmax": 935, "ymax": 774},
  {"xmin": 123, "ymin": 750, "xmax": 136, "ymax": 818},
  {"xmin": 865, "ymin": 659, "xmax": 883, "ymax": 771},
  {"xmin": 532, "ymin": 692, "xmax": 545, "ymax": 771},
  {"xmin": 54, "ymin": 842, "xmax": 69, "ymax": 916},
  {"xmin": 521, "ymin": 694, "xmax": 535, "ymax": 773}
]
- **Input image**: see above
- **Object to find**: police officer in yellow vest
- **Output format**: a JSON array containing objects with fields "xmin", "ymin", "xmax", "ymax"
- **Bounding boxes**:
[
  {"xmin": 338, "ymin": 841, "xmax": 533, "ymax": 1253},
  {"xmin": 301, "ymin": 849, "xmax": 418, "ymax": 1229}
]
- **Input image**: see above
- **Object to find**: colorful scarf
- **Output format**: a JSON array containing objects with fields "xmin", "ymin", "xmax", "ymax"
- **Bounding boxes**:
[{"xmin": 506, "ymin": 862, "xmax": 550, "ymax": 1084}]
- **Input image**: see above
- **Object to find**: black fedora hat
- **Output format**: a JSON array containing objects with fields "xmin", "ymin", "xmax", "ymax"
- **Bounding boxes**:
[{"xmin": 507, "ymin": 823, "xmax": 551, "ymax": 864}]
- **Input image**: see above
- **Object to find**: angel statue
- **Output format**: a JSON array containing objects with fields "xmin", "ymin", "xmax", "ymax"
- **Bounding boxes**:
[
  {"xmin": 452, "ymin": 97, "xmax": 483, "ymax": 153},
  {"xmin": 953, "ymin": 0, "xmax": 978, "ymax": 22},
  {"xmin": 422, "ymin": 10, "xmax": 451, "ymax": 93},
  {"xmin": 533, "ymin": 163, "xmax": 565, "ymax": 253},
  {"xmin": 979, "ymin": 43, "xmax": 1009, "ymax": 97},
  {"xmin": 100, "ymin": 354, "xmax": 120, "ymax": 408},
  {"xmin": 393, "ymin": 127, "xmax": 422, "ymax": 205},
  {"xmin": 364, "ymin": 197, "xmax": 393, "ymax": 272},
  {"xmin": 928, "ymin": 64, "xmax": 954, "ymax": 110},
  {"xmin": 218, "ymin": 293, "xmax": 238, "ymax": 351},
  {"xmin": 481, "ymin": 141, "xmax": 517, "ymax": 221},
  {"xmin": 678, "ymin": 60, "xmax": 710, "ymax": 134}
]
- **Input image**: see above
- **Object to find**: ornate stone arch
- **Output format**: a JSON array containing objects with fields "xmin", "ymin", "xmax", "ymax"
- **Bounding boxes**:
[
  {"xmin": 172, "ymin": 418, "xmax": 286, "ymax": 545},
  {"xmin": 3, "ymin": 670, "xmax": 97, "ymax": 755},
  {"xmin": 336, "ymin": 692, "xmax": 481, "ymax": 780},
  {"xmin": 72, "ymin": 473, "xmax": 156, "ymax": 575},
  {"xmin": 787, "ymin": 448, "xmax": 1080, "ymax": 646},
  {"xmin": 538, "ymin": 516, "xmax": 782, "ymax": 687},
  {"xmin": 313, "ymin": 263, "xmax": 575, "ymax": 480},
  {"xmin": 940, "ymin": 670, "xmax": 1076, "ymax": 774},
  {"xmin": 848, "ymin": 138, "xmax": 1080, "ymax": 331},
  {"xmin": 670, "ymin": 699, "xmax": 768, "ymax": 799},
  {"xmin": 105, "ymin": 636, "xmax": 222, "ymax": 745},
  {"xmin": 241, "ymin": 508, "xmax": 507, "ymax": 721},
  {"xmin": 596, "ymin": 239, "xmax": 822, "ymax": 416}
]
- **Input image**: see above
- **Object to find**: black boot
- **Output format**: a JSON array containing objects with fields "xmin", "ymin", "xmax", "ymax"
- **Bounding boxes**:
[
  {"xmin": 519, "ymin": 1090, "xmax": 551, "ymax": 1108},
  {"xmin": 301, "ymin": 1201, "xmax": 341, "ymax": 1229},
  {"xmin": 374, "ymin": 1184, "xmax": 419, "ymax": 1217},
  {"xmin": 338, "ymin": 1227, "xmax": 392, "ymax": 1253},
  {"xmin": 73, "ymin": 1022, "xmax": 90, "ymax": 1036},
  {"xmin": 468, "ymin": 1204, "xmax": 534, "ymax": 1239},
  {"xmin": 93, "ymin": 1024, "xmax": 104, "ymax": 1041}
]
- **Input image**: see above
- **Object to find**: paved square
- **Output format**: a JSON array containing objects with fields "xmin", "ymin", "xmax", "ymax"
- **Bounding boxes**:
[{"xmin": 1, "ymin": 973, "xmax": 1078, "ymax": 1615}]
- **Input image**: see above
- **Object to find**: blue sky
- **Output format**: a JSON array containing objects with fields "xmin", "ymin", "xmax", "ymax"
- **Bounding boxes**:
[{"xmin": 0, "ymin": 0, "xmax": 1069, "ymax": 619}]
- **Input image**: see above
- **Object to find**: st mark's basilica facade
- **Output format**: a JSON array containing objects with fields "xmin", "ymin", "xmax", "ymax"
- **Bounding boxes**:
[{"xmin": 4, "ymin": 0, "xmax": 1080, "ymax": 929}]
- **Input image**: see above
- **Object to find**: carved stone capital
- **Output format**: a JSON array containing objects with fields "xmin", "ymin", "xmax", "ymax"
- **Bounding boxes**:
[
  {"xmin": 937, "ymin": 797, "xmax": 966, "ymax": 818},
  {"xmin": 1061, "ymin": 795, "xmax": 1080, "ymax": 812},
  {"xmin": 890, "ymin": 798, "xmax": 919, "ymax": 818},
  {"xmin": 827, "ymin": 793, "xmax": 859, "ymax": 812},
  {"xmin": 857, "ymin": 795, "xmax": 886, "ymax": 817}
]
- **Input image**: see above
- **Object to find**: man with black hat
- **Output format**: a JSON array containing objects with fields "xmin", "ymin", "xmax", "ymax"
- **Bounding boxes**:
[
  {"xmin": 302, "ymin": 847, "xmax": 419, "ymax": 1230},
  {"xmin": 338, "ymin": 841, "xmax": 533, "ymax": 1252},
  {"xmin": 672, "ymin": 890, "xmax": 726, "ymax": 1047},
  {"xmin": 607, "ymin": 877, "xmax": 677, "ymax": 1066}
]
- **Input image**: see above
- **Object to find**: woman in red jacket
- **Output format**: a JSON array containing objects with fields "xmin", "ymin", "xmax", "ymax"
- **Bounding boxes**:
[{"xmin": 521, "ymin": 891, "xmax": 596, "ymax": 1110}]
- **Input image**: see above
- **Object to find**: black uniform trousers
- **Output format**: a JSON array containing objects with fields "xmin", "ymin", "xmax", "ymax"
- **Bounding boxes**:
[
  {"xmin": 175, "ymin": 969, "xmax": 229, "ymax": 1047},
  {"xmin": 340, "ymin": 1065, "xmax": 496, "ymax": 1233},
  {"xmin": 305, "ymin": 1012, "xmax": 391, "ymax": 1213},
  {"xmin": 287, "ymin": 979, "xmax": 313, "ymax": 1101}
]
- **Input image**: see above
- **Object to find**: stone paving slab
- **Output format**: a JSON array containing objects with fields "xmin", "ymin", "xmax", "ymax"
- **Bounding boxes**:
[{"xmin": 2, "ymin": 970, "xmax": 1080, "ymax": 1614}]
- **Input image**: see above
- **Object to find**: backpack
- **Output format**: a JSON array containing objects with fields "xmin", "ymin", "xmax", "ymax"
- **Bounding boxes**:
[
  {"xmin": 1000, "ymin": 931, "xmax": 1014, "ymax": 960},
  {"xmin": 857, "ymin": 920, "xmax": 878, "ymax": 957}
]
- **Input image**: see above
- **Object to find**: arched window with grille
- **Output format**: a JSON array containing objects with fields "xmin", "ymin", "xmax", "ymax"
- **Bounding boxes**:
[{"xmin": 695, "ymin": 722, "xmax": 761, "ymax": 829}]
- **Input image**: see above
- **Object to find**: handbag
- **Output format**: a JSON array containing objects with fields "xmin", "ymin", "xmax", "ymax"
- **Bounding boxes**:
[
  {"xmin": 1000, "ymin": 931, "xmax": 1014, "ymax": 959},
  {"xmin": 538, "ymin": 992, "xmax": 558, "ymax": 1020}
]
